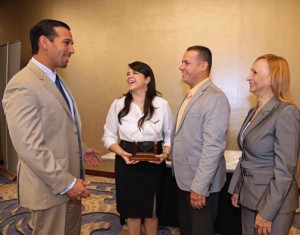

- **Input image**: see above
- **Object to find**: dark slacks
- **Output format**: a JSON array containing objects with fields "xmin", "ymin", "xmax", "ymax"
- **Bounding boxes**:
[{"xmin": 177, "ymin": 187, "xmax": 220, "ymax": 235}]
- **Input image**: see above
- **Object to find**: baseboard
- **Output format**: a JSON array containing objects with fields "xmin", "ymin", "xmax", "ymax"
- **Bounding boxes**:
[
  {"xmin": 0, "ymin": 165, "xmax": 17, "ymax": 181},
  {"xmin": 85, "ymin": 169, "xmax": 115, "ymax": 178}
]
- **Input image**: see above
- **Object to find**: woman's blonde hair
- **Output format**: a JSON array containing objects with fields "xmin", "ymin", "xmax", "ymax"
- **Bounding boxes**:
[{"xmin": 255, "ymin": 54, "xmax": 294, "ymax": 104}]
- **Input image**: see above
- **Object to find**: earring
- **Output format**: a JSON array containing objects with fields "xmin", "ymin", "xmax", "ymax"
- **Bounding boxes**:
[{"xmin": 145, "ymin": 85, "xmax": 148, "ymax": 92}]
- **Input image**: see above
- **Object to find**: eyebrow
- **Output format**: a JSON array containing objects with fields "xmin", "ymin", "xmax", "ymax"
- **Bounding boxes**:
[{"xmin": 63, "ymin": 38, "xmax": 74, "ymax": 44}]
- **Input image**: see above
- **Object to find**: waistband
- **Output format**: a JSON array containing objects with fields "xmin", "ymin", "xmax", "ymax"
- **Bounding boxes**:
[{"xmin": 120, "ymin": 140, "xmax": 164, "ymax": 145}]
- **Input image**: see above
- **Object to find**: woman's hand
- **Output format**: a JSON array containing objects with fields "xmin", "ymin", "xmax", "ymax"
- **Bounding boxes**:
[
  {"xmin": 255, "ymin": 213, "xmax": 272, "ymax": 235},
  {"xmin": 151, "ymin": 152, "xmax": 169, "ymax": 164},
  {"xmin": 119, "ymin": 150, "xmax": 139, "ymax": 165},
  {"xmin": 231, "ymin": 193, "xmax": 240, "ymax": 208}
]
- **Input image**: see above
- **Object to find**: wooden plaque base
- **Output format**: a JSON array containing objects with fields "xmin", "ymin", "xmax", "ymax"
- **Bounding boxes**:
[{"xmin": 130, "ymin": 141, "xmax": 160, "ymax": 162}]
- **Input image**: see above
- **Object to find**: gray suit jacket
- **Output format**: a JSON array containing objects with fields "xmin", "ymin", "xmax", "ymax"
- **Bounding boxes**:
[
  {"xmin": 228, "ymin": 97, "xmax": 300, "ymax": 221},
  {"xmin": 2, "ymin": 61, "xmax": 85, "ymax": 210},
  {"xmin": 172, "ymin": 80, "xmax": 230, "ymax": 196}
]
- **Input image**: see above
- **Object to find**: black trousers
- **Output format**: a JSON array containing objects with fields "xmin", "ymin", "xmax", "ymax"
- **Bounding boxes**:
[{"xmin": 177, "ymin": 187, "xmax": 220, "ymax": 235}]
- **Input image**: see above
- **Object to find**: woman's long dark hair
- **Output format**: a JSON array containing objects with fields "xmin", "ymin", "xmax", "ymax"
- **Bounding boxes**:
[{"xmin": 118, "ymin": 61, "xmax": 161, "ymax": 129}]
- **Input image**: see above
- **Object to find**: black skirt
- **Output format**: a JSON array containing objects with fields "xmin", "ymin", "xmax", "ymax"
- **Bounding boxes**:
[{"xmin": 115, "ymin": 140, "xmax": 166, "ymax": 219}]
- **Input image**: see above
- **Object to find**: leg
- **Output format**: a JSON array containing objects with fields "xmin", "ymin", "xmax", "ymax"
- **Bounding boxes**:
[
  {"xmin": 144, "ymin": 217, "xmax": 158, "ymax": 235},
  {"xmin": 31, "ymin": 202, "xmax": 68, "ymax": 235},
  {"xmin": 190, "ymin": 192, "xmax": 219, "ymax": 235},
  {"xmin": 271, "ymin": 211, "xmax": 295, "ymax": 235},
  {"xmin": 176, "ymin": 187, "xmax": 191, "ymax": 235},
  {"xmin": 65, "ymin": 200, "xmax": 82, "ymax": 235},
  {"xmin": 241, "ymin": 206, "xmax": 256, "ymax": 235},
  {"xmin": 144, "ymin": 198, "xmax": 158, "ymax": 235},
  {"xmin": 127, "ymin": 217, "xmax": 142, "ymax": 235}
]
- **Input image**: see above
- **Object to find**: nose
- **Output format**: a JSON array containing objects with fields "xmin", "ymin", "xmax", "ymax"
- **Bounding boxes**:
[
  {"xmin": 179, "ymin": 63, "xmax": 184, "ymax": 70},
  {"xmin": 69, "ymin": 44, "xmax": 75, "ymax": 54}
]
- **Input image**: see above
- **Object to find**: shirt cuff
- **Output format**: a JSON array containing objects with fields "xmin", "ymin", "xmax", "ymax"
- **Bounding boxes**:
[{"xmin": 60, "ymin": 178, "xmax": 76, "ymax": 195}]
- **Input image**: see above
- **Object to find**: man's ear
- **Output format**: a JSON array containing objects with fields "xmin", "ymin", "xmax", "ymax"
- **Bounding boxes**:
[
  {"xmin": 39, "ymin": 35, "xmax": 49, "ymax": 50},
  {"xmin": 200, "ymin": 61, "xmax": 209, "ymax": 71}
]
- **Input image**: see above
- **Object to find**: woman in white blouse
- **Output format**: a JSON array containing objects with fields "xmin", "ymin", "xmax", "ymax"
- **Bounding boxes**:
[{"xmin": 102, "ymin": 61, "xmax": 174, "ymax": 235}]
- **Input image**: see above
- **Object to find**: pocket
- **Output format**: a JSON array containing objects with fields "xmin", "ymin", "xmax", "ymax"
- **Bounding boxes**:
[
  {"xmin": 253, "ymin": 174, "xmax": 273, "ymax": 185},
  {"xmin": 188, "ymin": 156, "xmax": 199, "ymax": 166}
]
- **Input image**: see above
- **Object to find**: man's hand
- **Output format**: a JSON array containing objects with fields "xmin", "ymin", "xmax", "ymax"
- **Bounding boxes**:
[
  {"xmin": 255, "ymin": 213, "xmax": 272, "ymax": 235},
  {"xmin": 190, "ymin": 190, "xmax": 206, "ymax": 209},
  {"xmin": 83, "ymin": 148, "xmax": 101, "ymax": 166},
  {"xmin": 231, "ymin": 193, "xmax": 240, "ymax": 208},
  {"xmin": 67, "ymin": 178, "xmax": 90, "ymax": 201}
]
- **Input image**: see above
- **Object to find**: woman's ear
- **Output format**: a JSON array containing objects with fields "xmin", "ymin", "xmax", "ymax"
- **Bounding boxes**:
[{"xmin": 145, "ymin": 76, "xmax": 151, "ymax": 85}]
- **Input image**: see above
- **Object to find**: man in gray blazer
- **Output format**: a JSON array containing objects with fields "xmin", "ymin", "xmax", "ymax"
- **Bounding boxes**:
[{"xmin": 172, "ymin": 45, "xmax": 231, "ymax": 235}]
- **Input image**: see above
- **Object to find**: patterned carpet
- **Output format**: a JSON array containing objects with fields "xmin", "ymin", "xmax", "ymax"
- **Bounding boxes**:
[
  {"xmin": 1, "ymin": 174, "xmax": 299, "ymax": 235},
  {"xmin": 0, "ymin": 174, "xmax": 178, "ymax": 235}
]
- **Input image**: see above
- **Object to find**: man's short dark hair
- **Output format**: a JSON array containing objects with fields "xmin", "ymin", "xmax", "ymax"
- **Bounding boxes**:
[
  {"xmin": 187, "ymin": 45, "xmax": 212, "ymax": 72},
  {"xmin": 30, "ymin": 19, "xmax": 70, "ymax": 55}
]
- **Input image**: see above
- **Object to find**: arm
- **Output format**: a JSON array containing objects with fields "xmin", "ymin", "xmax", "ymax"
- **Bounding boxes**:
[
  {"xmin": 102, "ymin": 100, "xmax": 136, "ymax": 164},
  {"xmin": 191, "ymin": 93, "xmax": 230, "ymax": 196},
  {"xmin": 3, "ymin": 83, "xmax": 74, "ymax": 194},
  {"xmin": 256, "ymin": 105, "xmax": 300, "ymax": 220},
  {"xmin": 154, "ymin": 102, "xmax": 175, "ymax": 162}
]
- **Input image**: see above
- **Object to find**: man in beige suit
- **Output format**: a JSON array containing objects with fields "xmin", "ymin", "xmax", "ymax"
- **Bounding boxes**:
[{"xmin": 2, "ymin": 19, "xmax": 101, "ymax": 235}]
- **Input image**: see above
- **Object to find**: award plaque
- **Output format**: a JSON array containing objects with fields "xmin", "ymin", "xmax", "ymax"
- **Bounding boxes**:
[{"xmin": 130, "ymin": 141, "xmax": 160, "ymax": 162}]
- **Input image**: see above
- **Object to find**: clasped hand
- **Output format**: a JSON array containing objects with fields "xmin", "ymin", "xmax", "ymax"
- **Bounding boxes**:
[
  {"xmin": 190, "ymin": 190, "xmax": 206, "ymax": 210},
  {"xmin": 255, "ymin": 213, "xmax": 272, "ymax": 235},
  {"xmin": 67, "ymin": 178, "xmax": 90, "ymax": 201}
]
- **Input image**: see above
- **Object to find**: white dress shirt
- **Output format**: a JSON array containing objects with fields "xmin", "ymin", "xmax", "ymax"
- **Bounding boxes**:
[{"xmin": 103, "ymin": 96, "xmax": 174, "ymax": 149}]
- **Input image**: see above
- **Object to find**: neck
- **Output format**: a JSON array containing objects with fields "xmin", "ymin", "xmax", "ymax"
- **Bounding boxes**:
[
  {"xmin": 132, "ymin": 91, "xmax": 145, "ymax": 104},
  {"xmin": 33, "ymin": 54, "xmax": 55, "ymax": 71},
  {"xmin": 257, "ymin": 92, "xmax": 274, "ymax": 109}
]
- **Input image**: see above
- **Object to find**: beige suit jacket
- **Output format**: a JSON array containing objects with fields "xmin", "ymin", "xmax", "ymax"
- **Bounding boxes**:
[{"xmin": 2, "ymin": 61, "xmax": 85, "ymax": 210}]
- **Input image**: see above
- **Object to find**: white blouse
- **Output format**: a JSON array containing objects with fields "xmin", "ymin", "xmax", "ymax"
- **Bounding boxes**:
[{"xmin": 102, "ymin": 96, "xmax": 175, "ymax": 149}]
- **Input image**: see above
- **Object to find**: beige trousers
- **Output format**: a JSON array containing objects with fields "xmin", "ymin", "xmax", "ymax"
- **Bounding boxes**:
[{"xmin": 31, "ymin": 200, "xmax": 81, "ymax": 235}]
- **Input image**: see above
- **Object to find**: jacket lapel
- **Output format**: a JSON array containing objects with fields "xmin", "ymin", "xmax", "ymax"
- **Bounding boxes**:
[
  {"xmin": 175, "ymin": 80, "xmax": 211, "ymax": 134},
  {"xmin": 27, "ymin": 61, "xmax": 74, "ymax": 119},
  {"xmin": 241, "ymin": 97, "xmax": 279, "ymax": 144}
]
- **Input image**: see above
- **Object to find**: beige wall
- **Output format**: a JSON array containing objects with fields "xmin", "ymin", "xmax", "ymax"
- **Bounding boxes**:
[{"xmin": 1, "ymin": 0, "xmax": 300, "ymax": 156}]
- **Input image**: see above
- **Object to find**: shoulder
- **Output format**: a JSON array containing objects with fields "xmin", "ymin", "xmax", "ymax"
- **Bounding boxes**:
[
  {"xmin": 110, "ymin": 96, "xmax": 126, "ymax": 109},
  {"xmin": 207, "ymin": 81, "xmax": 227, "ymax": 97},
  {"xmin": 277, "ymin": 102, "xmax": 299, "ymax": 119},
  {"xmin": 7, "ymin": 62, "xmax": 42, "ymax": 89},
  {"xmin": 153, "ymin": 96, "xmax": 169, "ymax": 107}
]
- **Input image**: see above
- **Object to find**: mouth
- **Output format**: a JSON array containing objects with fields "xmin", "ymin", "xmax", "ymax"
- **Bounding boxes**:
[
  {"xmin": 128, "ymin": 79, "xmax": 136, "ymax": 84},
  {"xmin": 64, "ymin": 54, "xmax": 71, "ymax": 62}
]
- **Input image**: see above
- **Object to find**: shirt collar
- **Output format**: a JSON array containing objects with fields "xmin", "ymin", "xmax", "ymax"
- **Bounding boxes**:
[
  {"xmin": 31, "ymin": 57, "xmax": 56, "ymax": 83},
  {"xmin": 188, "ymin": 77, "xmax": 210, "ymax": 97}
]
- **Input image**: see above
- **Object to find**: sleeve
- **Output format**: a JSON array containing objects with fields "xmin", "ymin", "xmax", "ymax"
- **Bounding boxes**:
[
  {"xmin": 191, "ymin": 93, "xmax": 231, "ymax": 196},
  {"xmin": 162, "ymin": 102, "xmax": 175, "ymax": 147},
  {"xmin": 228, "ymin": 159, "xmax": 242, "ymax": 194},
  {"xmin": 2, "ymin": 83, "xmax": 74, "ymax": 194},
  {"xmin": 102, "ymin": 99, "xmax": 120, "ymax": 149},
  {"xmin": 257, "ymin": 105, "xmax": 300, "ymax": 220}
]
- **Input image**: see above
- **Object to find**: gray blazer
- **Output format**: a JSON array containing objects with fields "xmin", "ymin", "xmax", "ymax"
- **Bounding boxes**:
[
  {"xmin": 228, "ymin": 97, "xmax": 300, "ymax": 221},
  {"xmin": 172, "ymin": 80, "xmax": 231, "ymax": 196}
]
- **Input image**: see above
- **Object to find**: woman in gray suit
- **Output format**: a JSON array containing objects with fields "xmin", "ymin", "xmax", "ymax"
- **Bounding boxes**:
[{"xmin": 228, "ymin": 54, "xmax": 300, "ymax": 235}]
